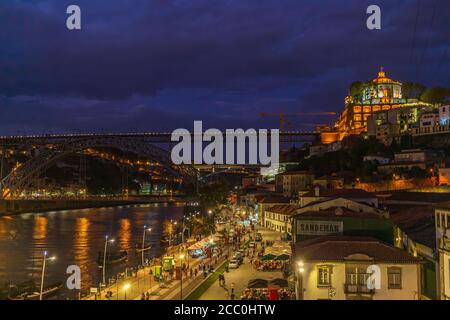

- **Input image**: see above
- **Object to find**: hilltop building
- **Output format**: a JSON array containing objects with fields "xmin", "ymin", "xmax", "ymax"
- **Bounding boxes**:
[{"xmin": 337, "ymin": 67, "xmax": 432, "ymax": 139}]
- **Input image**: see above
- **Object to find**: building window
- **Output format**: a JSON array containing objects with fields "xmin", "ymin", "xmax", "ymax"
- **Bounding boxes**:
[
  {"xmin": 317, "ymin": 266, "xmax": 331, "ymax": 287},
  {"xmin": 388, "ymin": 267, "xmax": 402, "ymax": 289}
]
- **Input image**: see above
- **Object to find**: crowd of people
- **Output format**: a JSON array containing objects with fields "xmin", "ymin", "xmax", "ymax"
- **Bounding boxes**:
[
  {"xmin": 252, "ymin": 259, "xmax": 288, "ymax": 271},
  {"xmin": 240, "ymin": 287, "xmax": 295, "ymax": 300}
]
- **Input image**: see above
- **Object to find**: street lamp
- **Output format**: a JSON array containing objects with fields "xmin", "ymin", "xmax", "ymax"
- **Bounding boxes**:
[
  {"xmin": 39, "ymin": 251, "xmax": 56, "ymax": 300},
  {"xmin": 142, "ymin": 225, "xmax": 152, "ymax": 266},
  {"xmin": 102, "ymin": 235, "xmax": 115, "ymax": 286},
  {"xmin": 123, "ymin": 282, "xmax": 131, "ymax": 300},
  {"xmin": 179, "ymin": 254, "xmax": 185, "ymax": 300}
]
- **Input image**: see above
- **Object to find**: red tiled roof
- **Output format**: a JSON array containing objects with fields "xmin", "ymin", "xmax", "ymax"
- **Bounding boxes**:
[
  {"xmin": 294, "ymin": 236, "xmax": 420, "ymax": 263},
  {"xmin": 435, "ymin": 201, "xmax": 450, "ymax": 210},
  {"xmin": 277, "ymin": 170, "xmax": 312, "ymax": 176},
  {"xmin": 390, "ymin": 206, "xmax": 435, "ymax": 249},
  {"xmin": 266, "ymin": 204, "xmax": 299, "ymax": 215},
  {"xmin": 314, "ymin": 175, "xmax": 344, "ymax": 181},
  {"xmin": 301, "ymin": 188, "xmax": 375, "ymax": 198},
  {"xmin": 379, "ymin": 192, "xmax": 450, "ymax": 204},
  {"xmin": 258, "ymin": 196, "xmax": 290, "ymax": 204}
]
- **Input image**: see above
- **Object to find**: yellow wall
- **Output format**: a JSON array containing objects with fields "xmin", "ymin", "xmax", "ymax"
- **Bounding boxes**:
[{"xmin": 301, "ymin": 262, "xmax": 420, "ymax": 300}]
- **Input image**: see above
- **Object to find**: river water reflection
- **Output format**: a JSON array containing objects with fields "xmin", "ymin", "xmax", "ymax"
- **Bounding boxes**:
[{"xmin": 0, "ymin": 203, "xmax": 184, "ymax": 299}]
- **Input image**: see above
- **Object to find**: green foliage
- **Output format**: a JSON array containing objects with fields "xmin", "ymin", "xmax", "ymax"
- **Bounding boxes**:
[
  {"xmin": 402, "ymin": 82, "xmax": 426, "ymax": 99},
  {"xmin": 349, "ymin": 81, "xmax": 365, "ymax": 96},
  {"xmin": 420, "ymin": 87, "xmax": 450, "ymax": 104},
  {"xmin": 185, "ymin": 261, "xmax": 228, "ymax": 300},
  {"xmin": 282, "ymin": 146, "xmax": 308, "ymax": 162},
  {"xmin": 298, "ymin": 136, "xmax": 393, "ymax": 181},
  {"xmin": 392, "ymin": 166, "xmax": 430, "ymax": 179},
  {"xmin": 399, "ymin": 134, "xmax": 413, "ymax": 149}
]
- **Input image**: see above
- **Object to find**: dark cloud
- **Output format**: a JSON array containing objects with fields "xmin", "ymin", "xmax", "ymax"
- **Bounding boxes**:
[{"xmin": 0, "ymin": 0, "xmax": 449, "ymax": 133}]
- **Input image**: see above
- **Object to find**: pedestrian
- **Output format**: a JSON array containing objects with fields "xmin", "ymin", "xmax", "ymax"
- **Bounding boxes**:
[
  {"xmin": 141, "ymin": 292, "xmax": 146, "ymax": 300},
  {"xmin": 146, "ymin": 292, "xmax": 150, "ymax": 300}
]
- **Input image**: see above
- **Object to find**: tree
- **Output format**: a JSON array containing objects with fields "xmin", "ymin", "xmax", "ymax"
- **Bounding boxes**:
[
  {"xmin": 349, "ymin": 81, "xmax": 365, "ymax": 96},
  {"xmin": 402, "ymin": 82, "xmax": 426, "ymax": 99},
  {"xmin": 421, "ymin": 87, "xmax": 450, "ymax": 105}
]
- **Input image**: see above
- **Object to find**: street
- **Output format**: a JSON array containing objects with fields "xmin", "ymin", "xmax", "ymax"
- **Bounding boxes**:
[{"xmin": 199, "ymin": 226, "xmax": 284, "ymax": 300}]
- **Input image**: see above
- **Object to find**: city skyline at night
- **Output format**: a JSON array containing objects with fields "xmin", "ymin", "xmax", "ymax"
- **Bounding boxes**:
[{"xmin": 2, "ymin": 0, "xmax": 450, "ymax": 308}]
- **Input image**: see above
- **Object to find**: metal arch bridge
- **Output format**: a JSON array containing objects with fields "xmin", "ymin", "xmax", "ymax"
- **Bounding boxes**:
[
  {"xmin": 0, "ymin": 130, "xmax": 319, "ymax": 199},
  {"xmin": 0, "ymin": 130, "xmax": 319, "ymax": 146},
  {"xmin": 0, "ymin": 135, "xmax": 197, "ymax": 200}
]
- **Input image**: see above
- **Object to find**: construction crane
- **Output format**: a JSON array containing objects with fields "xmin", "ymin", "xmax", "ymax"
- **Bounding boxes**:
[{"xmin": 258, "ymin": 112, "xmax": 336, "ymax": 132}]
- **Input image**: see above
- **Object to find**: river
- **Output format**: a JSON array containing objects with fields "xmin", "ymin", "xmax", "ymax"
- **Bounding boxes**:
[{"xmin": 0, "ymin": 203, "xmax": 185, "ymax": 299}]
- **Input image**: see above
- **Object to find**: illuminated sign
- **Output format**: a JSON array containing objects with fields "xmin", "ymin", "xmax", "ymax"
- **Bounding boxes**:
[{"xmin": 297, "ymin": 220, "xmax": 343, "ymax": 236}]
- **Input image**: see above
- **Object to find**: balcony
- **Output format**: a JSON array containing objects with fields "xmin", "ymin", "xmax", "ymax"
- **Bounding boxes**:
[{"xmin": 344, "ymin": 283, "xmax": 375, "ymax": 294}]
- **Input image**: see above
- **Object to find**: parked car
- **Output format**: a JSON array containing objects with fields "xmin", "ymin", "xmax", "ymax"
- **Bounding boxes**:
[
  {"xmin": 228, "ymin": 259, "xmax": 239, "ymax": 269},
  {"xmin": 255, "ymin": 233, "xmax": 262, "ymax": 242},
  {"xmin": 233, "ymin": 253, "xmax": 243, "ymax": 264}
]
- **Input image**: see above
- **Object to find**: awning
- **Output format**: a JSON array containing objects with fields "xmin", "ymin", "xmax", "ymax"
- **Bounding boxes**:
[
  {"xmin": 275, "ymin": 254, "xmax": 290, "ymax": 261},
  {"xmin": 269, "ymin": 278, "xmax": 289, "ymax": 288},
  {"xmin": 247, "ymin": 279, "xmax": 269, "ymax": 289},
  {"xmin": 261, "ymin": 254, "xmax": 276, "ymax": 261}
]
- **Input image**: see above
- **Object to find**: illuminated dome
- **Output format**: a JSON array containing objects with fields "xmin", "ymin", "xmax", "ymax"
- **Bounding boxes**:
[{"xmin": 373, "ymin": 67, "xmax": 401, "ymax": 85}]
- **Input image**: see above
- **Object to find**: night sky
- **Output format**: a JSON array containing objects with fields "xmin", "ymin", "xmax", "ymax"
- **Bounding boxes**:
[{"xmin": 0, "ymin": 0, "xmax": 449, "ymax": 134}]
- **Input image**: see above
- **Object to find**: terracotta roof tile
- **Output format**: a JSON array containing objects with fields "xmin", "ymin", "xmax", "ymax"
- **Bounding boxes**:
[
  {"xmin": 294, "ymin": 236, "xmax": 420, "ymax": 263},
  {"xmin": 266, "ymin": 204, "xmax": 300, "ymax": 215},
  {"xmin": 259, "ymin": 196, "xmax": 290, "ymax": 204},
  {"xmin": 390, "ymin": 206, "xmax": 435, "ymax": 249},
  {"xmin": 302, "ymin": 188, "xmax": 375, "ymax": 198},
  {"xmin": 294, "ymin": 207, "xmax": 383, "ymax": 219}
]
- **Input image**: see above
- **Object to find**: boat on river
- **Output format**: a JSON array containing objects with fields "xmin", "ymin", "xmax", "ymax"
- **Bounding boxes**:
[
  {"xmin": 135, "ymin": 243, "xmax": 152, "ymax": 253},
  {"xmin": 7, "ymin": 281, "xmax": 63, "ymax": 300},
  {"xmin": 97, "ymin": 250, "xmax": 127, "ymax": 267}
]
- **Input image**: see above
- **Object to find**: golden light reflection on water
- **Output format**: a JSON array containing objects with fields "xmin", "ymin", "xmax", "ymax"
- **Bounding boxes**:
[
  {"xmin": 33, "ymin": 216, "xmax": 48, "ymax": 241},
  {"xmin": 73, "ymin": 217, "xmax": 91, "ymax": 288},
  {"xmin": 118, "ymin": 218, "xmax": 131, "ymax": 251},
  {"xmin": 30, "ymin": 216, "xmax": 48, "ymax": 275},
  {"xmin": 0, "ymin": 203, "xmax": 184, "ymax": 296},
  {"xmin": 0, "ymin": 218, "xmax": 9, "ymax": 238},
  {"xmin": 0, "ymin": 218, "xmax": 11, "ymax": 274}
]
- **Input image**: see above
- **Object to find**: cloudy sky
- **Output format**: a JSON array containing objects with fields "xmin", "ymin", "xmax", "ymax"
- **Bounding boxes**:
[{"xmin": 0, "ymin": 0, "xmax": 449, "ymax": 134}]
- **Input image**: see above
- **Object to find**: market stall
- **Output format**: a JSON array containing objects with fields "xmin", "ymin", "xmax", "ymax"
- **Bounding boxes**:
[
  {"xmin": 187, "ymin": 237, "xmax": 219, "ymax": 258},
  {"xmin": 241, "ymin": 278, "xmax": 294, "ymax": 300}
]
